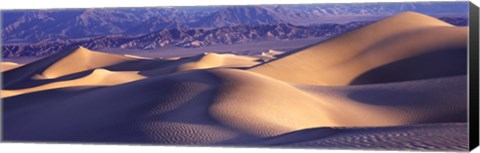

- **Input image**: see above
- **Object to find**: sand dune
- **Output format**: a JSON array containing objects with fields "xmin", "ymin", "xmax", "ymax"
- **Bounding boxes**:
[
  {"xmin": 39, "ymin": 47, "xmax": 139, "ymax": 79},
  {"xmin": 2, "ymin": 47, "xmax": 141, "ymax": 89},
  {"xmin": 1, "ymin": 62, "xmax": 22, "ymax": 72},
  {"xmin": 210, "ymin": 72, "xmax": 466, "ymax": 136},
  {"xmin": 1, "ymin": 69, "xmax": 144, "ymax": 98},
  {"xmin": 2, "ymin": 47, "xmax": 258, "ymax": 93},
  {"xmin": 254, "ymin": 123, "xmax": 468, "ymax": 151},
  {"xmin": 250, "ymin": 12, "xmax": 467, "ymax": 85},
  {"xmin": 3, "ymin": 67, "xmax": 467, "ymax": 142},
  {"xmin": 2, "ymin": 12, "xmax": 468, "ymax": 150},
  {"xmin": 178, "ymin": 52, "xmax": 260, "ymax": 71},
  {"xmin": 4, "ymin": 69, "xmax": 250, "ymax": 143}
]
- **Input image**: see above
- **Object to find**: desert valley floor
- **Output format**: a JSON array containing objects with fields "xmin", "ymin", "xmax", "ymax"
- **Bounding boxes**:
[{"xmin": 1, "ymin": 12, "xmax": 469, "ymax": 151}]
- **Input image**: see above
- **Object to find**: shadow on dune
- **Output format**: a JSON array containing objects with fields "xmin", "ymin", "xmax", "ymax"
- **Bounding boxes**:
[
  {"xmin": 104, "ymin": 59, "xmax": 171, "ymax": 71},
  {"xmin": 346, "ymin": 75, "xmax": 467, "ymax": 124},
  {"xmin": 349, "ymin": 47, "xmax": 467, "ymax": 85},
  {"xmin": 227, "ymin": 128, "xmax": 340, "ymax": 146},
  {"xmin": 3, "ymin": 85, "xmax": 154, "ymax": 143},
  {"xmin": 423, "ymin": 110, "xmax": 468, "ymax": 123},
  {"xmin": 347, "ymin": 88, "xmax": 430, "ymax": 106},
  {"xmin": 3, "ymin": 70, "xmax": 93, "ymax": 90},
  {"xmin": 3, "ymin": 49, "xmax": 220, "ymax": 90},
  {"xmin": 251, "ymin": 123, "xmax": 468, "ymax": 151},
  {"xmin": 2, "ymin": 47, "xmax": 81, "ymax": 89},
  {"xmin": 3, "ymin": 69, "xmax": 256, "ymax": 144},
  {"xmin": 3, "ymin": 86, "xmax": 103, "ymax": 110},
  {"xmin": 105, "ymin": 53, "xmax": 234, "ymax": 77},
  {"xmin": 104, "ymin": 58, "xmax": 181, "ymax": 77}
]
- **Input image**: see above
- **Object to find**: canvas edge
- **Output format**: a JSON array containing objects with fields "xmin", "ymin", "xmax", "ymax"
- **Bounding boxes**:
[{"xmin": 469, "ymin": 1, "xmax": 480, "ymax": 151}]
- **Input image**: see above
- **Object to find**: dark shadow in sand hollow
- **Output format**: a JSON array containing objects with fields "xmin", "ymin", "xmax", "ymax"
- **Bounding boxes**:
[
  {"xmin": 2, "ymin": 69, "xmax": 258, "ymax": 144},
  {"xmin": 2, "ymin": 47, "xmax": 81, "ymax": 89},
  {"xmin": 349, "ymin": 47, "xmax": 467, "ymax": 85}
]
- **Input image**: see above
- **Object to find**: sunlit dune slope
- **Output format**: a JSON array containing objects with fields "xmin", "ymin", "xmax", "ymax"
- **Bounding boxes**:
[
  {"xmin": 40, "ymin": 47, "xmax": 139, "ymax": 79},
  {"xmin": 249, "ymin": 12, "xmax": 467, "ymax": 85},
  {"xmin": 3, "ymin": 67, "xmax": 466, "ymax": 142},
  {"xmin": 2, "ymin": 47, "xmax": 141, "ymax": 88},
  {"xmin": 209, "ymin": 71, "xmax": 466, "ymax": 136},
  {"xmin": 178, "ymin": 52, "xmax": 260, "ymax": 71},
  {"xmin": 1, "ymin": 69, "xmax": 144, "ymax": 98},
  {"xmin": 2, "ymin": 47, "xmax": 260, "ymax": 92},
  {"xmin": 1, "ymin": 62, "xmax": 22, "ymax": 72}
]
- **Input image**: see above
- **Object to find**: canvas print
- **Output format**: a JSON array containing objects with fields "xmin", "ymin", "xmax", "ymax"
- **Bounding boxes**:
[{"xmin": 1, "ymin": 1, "xmax": 471, "ymax": 151}]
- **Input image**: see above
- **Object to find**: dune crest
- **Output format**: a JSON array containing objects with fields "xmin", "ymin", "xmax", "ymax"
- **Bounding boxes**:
[
  {"xmin": 2, "ymin": 69, "xmax": 144, "ymax": 98},
  {"xmin": 250, "ymin": 12, "xmax": 466, "ymax": 85},
  {"xmin": 178, "ymin": 52, "xmax": 260, "ymax": 71},
  {"xmin": 208, "ymin": 69, "xmax": 466, "ymax": 136},
  {"xmin": 1, "ymin": 62, "xmax": 22, "ymax": 72},
  {"xmin": 39, "ymin": 47, "xmax": 139, "ymax": 79}
]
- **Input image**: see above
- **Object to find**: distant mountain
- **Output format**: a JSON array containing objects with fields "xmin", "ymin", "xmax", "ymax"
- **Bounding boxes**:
[
  {"xmin": 1, "ymin": 14, "xmax": 469, "ymax": 58},
  {"xmin": 265, "ymin": 2, "xmax": 469, "ymax": 16},
  {"xmin": 2, "ymin": 6, "xmax": 284, "ymax": 44},
  {"xmin": 2, "ymin": 21, "xmax": 373, "ymax": 58},
  {"xmin": 124, "ymin": 16, "xmax": 186, "ymax": 35},
  {"xmin": 190, "ymin": 6, "xmax": 283, "ymax": 28},
  {"xmin": 2, "ymin": 2, "xmax": 468, "ymax": 45},
  {"xmin": 1, "ymin": 8, "xmax": 205, "ymax": 44}
]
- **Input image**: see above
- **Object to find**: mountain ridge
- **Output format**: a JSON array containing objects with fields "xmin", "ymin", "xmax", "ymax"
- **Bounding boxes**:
[
  {"xmin": 2, "ymin": 3, "xmax": 468, "ymax": 44},
  {"xmin": 2, "ymin": 21, "xmax": 373, "ymax": 58}
]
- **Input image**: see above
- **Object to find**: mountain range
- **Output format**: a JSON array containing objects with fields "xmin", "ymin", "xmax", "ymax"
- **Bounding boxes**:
[
  {"xmin": 2, "ymin": 2, "xmax": 468, "ymax": 44},
  {"xmin": 1, "ymin": 22, "xmax": 372, "ymax": 58},
  {"xmin": 1, "ymin": 2, "xmax": 469, "ymax": 58}
]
